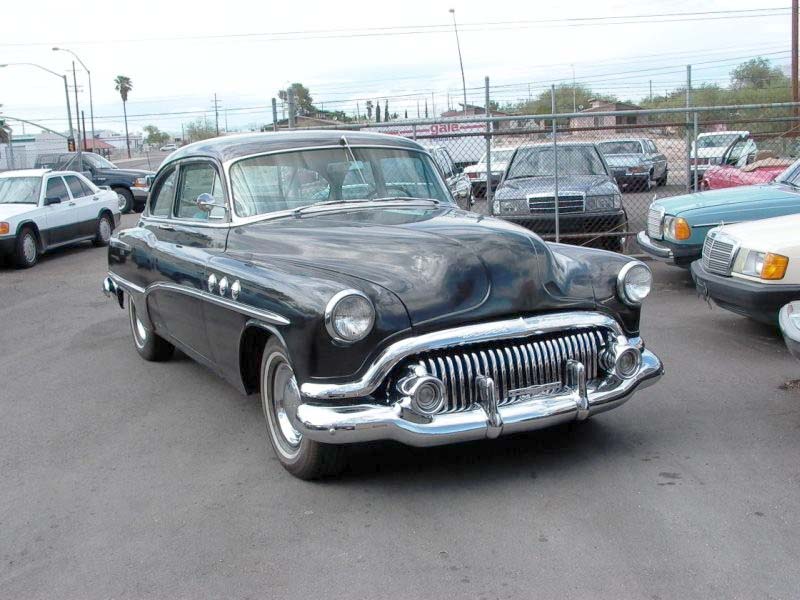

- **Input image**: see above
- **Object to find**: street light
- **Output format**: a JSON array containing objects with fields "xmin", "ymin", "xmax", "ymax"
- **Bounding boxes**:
[
  {"xmin": 0, "ymin": 62, "xmax": 75, "ymax": 145},
  {"xmin": 53, "ymin": 47, "xmax": 95, "ymax": 150},
  {"xmin": 448, "ymin": 8, "xmax": 468, "ymax": 116}
]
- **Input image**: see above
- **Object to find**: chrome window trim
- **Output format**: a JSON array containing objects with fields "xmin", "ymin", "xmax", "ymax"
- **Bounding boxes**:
[
  {"xmin": 300, "ymin": 311, "xmax": 626, "ymax": 401},
  {"xmin": 169, "ymin": 157, "xmax": 231, "ymax": 224},
  {"xmin": 221, "ymin": 144, "xmax": 455, "ymax": 227},
  {"xmin": 324, "ymin": 289, "xmax": 375, "ymax": 344}
]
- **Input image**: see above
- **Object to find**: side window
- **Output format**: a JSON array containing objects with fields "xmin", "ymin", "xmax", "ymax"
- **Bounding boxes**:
[
  {"xmin": 149, "ymin": 168, "xmax": 177, "ymax": 218},
  {"xmin": 78, "ymin": 177, "xmax": 96, "ymax": 196},
  {"xmin": 45, "ymin": 177, "xmax": 70, "ymax": 202},
  {"xmin": 175, "ymin": 162, "xmax": 225, "ymax": 220},
  {"xmin": 64, "ymin": 175, "xmax": 87, "ymax": 199}
]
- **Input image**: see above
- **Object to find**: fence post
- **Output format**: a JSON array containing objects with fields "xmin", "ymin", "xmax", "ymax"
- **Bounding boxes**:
[
  {"xmin": 685, "ymin": 64, "xmax": 692, "ymax": 193},
  {"xmin": 287, "ymin": 88, "xmax": 296, "ymax": 129},
  {"xmin": 271, "ymin": 98, "xmax": 278, "ymax": 132},
  {"xmin": 551, "ymin": 84, "xmax": 559, "ymax": 243},
  {"xmin": 485, "ymin": 76, "xmax": 493, "ymax": 209},
  {"xmin": 692, "ymin": 111, "xmax": 699, "ymax": 192},
  {"xmin": 412, "ymin": 124, "xmax": 417, "ymax": 141},
  {"xmin": 7, "ymin": 127, "xmax": 14, "ymax": 170}
]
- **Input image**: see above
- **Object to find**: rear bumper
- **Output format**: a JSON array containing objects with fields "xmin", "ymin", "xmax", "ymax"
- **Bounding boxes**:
[
  {"xmin": 690, "ymin": 260, "xmax": 800, "ymax": 324},
  {"xmin": 295, "ymin": 349, "xmax": 662, "ymax": 447},
  {"xmin": 636, "ymin": 231, "xmax": 701, "ymax": 266},
  {"xmin": 131, "ymin": 187, "xmax": 149, "ymax": 201}
]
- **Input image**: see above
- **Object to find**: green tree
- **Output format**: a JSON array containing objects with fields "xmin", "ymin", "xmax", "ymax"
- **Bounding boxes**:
[
  {"xmin": 185, "ymin": 118, "xmax": 216, "ymax": 142},
  {"xmin": 114, "ymin": 75, "xmax": 133, "ymax": 158},
  {"xmin": 278, "ymin": 83, "xmax": 314, "ymax": 115},
  {"xmin": 731, "ymin": 58, "xmax": 788, "ymax": 90},
  {"xmin": 143, "ymin": 124, "xmax": 170, "ymax": 146}
]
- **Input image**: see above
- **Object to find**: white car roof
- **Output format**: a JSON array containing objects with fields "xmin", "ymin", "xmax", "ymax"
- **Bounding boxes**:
[
  {"xmin": 0, "ymin": 169, "xmax": 83, "ymax": 178},
  {"xmin": 698, "ymin": 131, "xmax": 748, "ymax": 138}
]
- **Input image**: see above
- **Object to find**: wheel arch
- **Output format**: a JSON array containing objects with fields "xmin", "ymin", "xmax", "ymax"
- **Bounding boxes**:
[
  {"xmin": 239, "ymin": 320, "xmax": 288, "ymax": 395},
  {"xmin": 15, "ymin": 220, "xmax": 43, "ymax": 250}
]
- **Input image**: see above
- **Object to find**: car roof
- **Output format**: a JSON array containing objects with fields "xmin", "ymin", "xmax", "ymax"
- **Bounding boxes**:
[
  {"xmin": 597, "ymin": 138, "xmax": 647, "ymax": 144},
  {"xmin": 0, "ymin": 169, "xmax": 85, "ymax": 178},
  {"xmin": 516, "ymin": 141, "xmax": 598, "ymax": 149},
  {"xmin": 698, "ymin": 131, "xmax": 748, "ymax": 137},
  {"xmin": 164, "ymin": 130, "xmax": 425, "ymax": 166}
]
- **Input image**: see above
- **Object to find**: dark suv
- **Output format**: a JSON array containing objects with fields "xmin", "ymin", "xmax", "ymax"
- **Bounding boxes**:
[{"xmin": 34, "ymin": 153, "xmax": 155, "ymax": 213}]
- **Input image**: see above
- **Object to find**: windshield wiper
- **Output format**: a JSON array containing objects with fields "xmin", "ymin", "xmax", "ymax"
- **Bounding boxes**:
[
  {"xmin": 368, "ymin": 196, "xmax": 439, "ymax": 204},
  {"xmin": 293, "ymin": 198, "xmax": 369, "ymax": 216}
]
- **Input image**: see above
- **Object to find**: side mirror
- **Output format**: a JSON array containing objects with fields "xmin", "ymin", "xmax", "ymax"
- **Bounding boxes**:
[
  {"xmin": 44, "ymin": 196, "xmax": 62, "ymax": 206},
  {"xmin": 196, "ymin": 193, "xmax": 217, "ymax": 212}
]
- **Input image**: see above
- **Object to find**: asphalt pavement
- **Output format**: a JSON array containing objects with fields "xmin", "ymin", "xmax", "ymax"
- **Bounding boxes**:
[{"xmin": 2, "ymin": 215, "xmax": 799, "ymax": 600}]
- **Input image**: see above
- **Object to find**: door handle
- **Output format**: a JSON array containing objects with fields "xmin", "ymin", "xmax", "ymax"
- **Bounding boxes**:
[
  {"xmin": 68, "ymin": 202, "xmax": 76, "ymax": 206},
  {"xmin": 157, "ymin": 224, "xmax": 175, "ymax": 231},
  {"xmin": 92, "ymin": 196, "xmax": 99, "ymax": 201}
]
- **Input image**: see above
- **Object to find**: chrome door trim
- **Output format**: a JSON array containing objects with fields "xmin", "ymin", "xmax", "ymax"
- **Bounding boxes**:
[
  {"xmin": 108, "ymin": 271, "xmax": 146, "ymax": 295},
  {"xmin": 145, "ymin": 281, "xmax": 290, "ymax": 326},
  {"xmin": 300, "ymin": 311, "xmax": 625, "ymax": 401}
]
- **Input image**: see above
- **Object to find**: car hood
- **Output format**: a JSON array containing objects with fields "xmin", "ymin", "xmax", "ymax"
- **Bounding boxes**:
[
  {"xmin": 714, "ymin": 213, "xmax": 800, "ymax": 253},
  {"xmin": 0, "ymin": 203, "xmax": 37, "ymax": 221},
  {"xmin": 464, "ymin": 161, "xmax": 509, "ymax": 174},
  {"xmin": 96, "ymin": 168, "xmax": 155, "ymax": 178},
  {"xmin": 226, "ymin": 204, "xmax": 596, "ymax": 330},
  {"xmin": 692, "ymin": 147, "xmax": 726, "ymax": 159},
  {"xmin": 603, "ymin": 154, "xmax": 645, "ymax": 168},
  {"xmin": 654, "ymin": 183, "xmax": 800, "ymax": 215},
  {"xmin": 494, "ymin": 175, "xmax": 617, "ymax": 198}
]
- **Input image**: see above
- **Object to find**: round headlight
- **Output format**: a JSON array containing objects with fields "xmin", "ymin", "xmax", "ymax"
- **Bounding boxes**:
[
  {"xmin": 325, "ymin": 290, "xmax": 375, "ymax": 343},
  {"xmin": 617, "ymin": 261, "xmax": 652, "ymax": 305}
]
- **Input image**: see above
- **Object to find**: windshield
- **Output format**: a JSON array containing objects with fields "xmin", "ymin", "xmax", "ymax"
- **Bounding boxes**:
[
  {"xmin": 598, "ymin": 141, "xmax": 642, "ymax": 154},
  {"xmin": 479, "ymin": 149, "xmax": 515, "ymax": 165},
  {"xmin": 83, "ymin": 153, "xmax": 117, "ymax": 169},
  {"xmin": 0, "ymin": 177, "xmax": 42, "ymax": 205},
  {"xmin": 506, "ymin": 146, "xmax": 607, "ymax": 178},
  {"xmin": 696, "ymin": 134, "xmax": 741, "ymax": 149},
  {"xmin": 775, "ymin": 158, "xmax": 800, "ymax": 185},
  {"xmin": 230, "ymin": 147, "xmax": 451, "ymax": 218}
]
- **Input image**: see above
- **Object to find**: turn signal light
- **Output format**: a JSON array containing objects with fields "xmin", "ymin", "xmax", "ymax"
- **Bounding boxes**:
[
  {"xmin": 673, "ymin": 218, "xmax": 691, "ymax": 240},
  {"xmin": 0, "ymin": 222, "xmax": 8, "ymax": 235},
  {"xmin": 762, "ymin": 253, "xmax": 789, "ymax": 280}
]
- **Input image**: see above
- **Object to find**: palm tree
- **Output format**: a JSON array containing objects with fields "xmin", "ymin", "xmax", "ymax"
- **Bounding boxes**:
[{"xmin": 114, "ymin": 75, "xmax": 133, "ymax": 158}]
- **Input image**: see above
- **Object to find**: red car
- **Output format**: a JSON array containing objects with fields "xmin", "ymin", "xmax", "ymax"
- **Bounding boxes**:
[{"xmin": 703, "ymin": 136, "xmax": 794, "ymax": 190}]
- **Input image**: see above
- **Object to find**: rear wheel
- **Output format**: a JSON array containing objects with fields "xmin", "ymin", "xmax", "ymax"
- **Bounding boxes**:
[
  {"xmin": 128, "ymin": 298, "xmax": 174, "ymax": 361},
  {"xmin": 92, "ymin": 213, "xmax": 113, "ymax": 247},
  {"xmin": 657, "ymin": 169, "xmax": 668, "ymax": 187},
  {"xmin": 115, "ymin": 188, "xmax": 134, "ymax": 214},
  {"xmin": 14, "ymin": 227, "xmax": 38, "ymax": 269},
  {"xmin": 260, "ymin": 338, "xmax": 345, "ymax": 480}
]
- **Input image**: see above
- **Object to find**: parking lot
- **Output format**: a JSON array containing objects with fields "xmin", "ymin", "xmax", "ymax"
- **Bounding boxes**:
[{"xmin": 2, "ymin": 212, "xmax": 799, "ymax": 599}]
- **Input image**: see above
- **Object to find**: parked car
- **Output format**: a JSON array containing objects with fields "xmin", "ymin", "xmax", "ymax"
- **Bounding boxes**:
[
  {"xmin": 597, "ymin": 138, "xmax": 668, "ymax": 191},
  {"xmin": 462, "ymin": 146, "xmax": 516, "ymax": 198},
  {"xmin": 101, "ymin": 131, "xmax": 663, "ymax": 479},
  {"xmin": 34, "ymin": 152, "xmax": 155, "ymax": 214},
  {"xmin": 159, "ymin": 143, "xmax": 178, "ymax": 152},
  {"xmin": 690, "ymin": 131, "xmax": 750, "ymax": 183},
  {"xmin": 702, "ymin": 136, "xmax": 794, "ymax": 190},
  {"xmin": 690, "ymin": 214, "xmax": 800, "ymax": 324},
  {"xmin": 492, "ymin": 142, "xmax": 627, "ymax": 251},
  {"xmin": 637, "ymin": 158, "xmax": 800, "ymax": 267},
  {"xmin": 425, "ymin": 145, "xmax": 471, "ymax": 207},
  {"xmin": 779, "ymin": 302, "xmax": 800, "ymax": 359},
  {"xmin": 0, "ymin": 169, "xmax": 120, "ymax": 268}
]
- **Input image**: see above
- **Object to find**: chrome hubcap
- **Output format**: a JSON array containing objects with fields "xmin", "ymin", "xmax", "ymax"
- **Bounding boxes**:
[
  {"xmin": 99, "ymin": 218, "xmax": 112, "ymax": 241},
  {"xmin": 264, "ymin": 353, "xmax": 302, "ymax": 457},
  {"xmin": 129, "ymin": 301, "xmax": 148, "ymax": 348},
  {"xmin": 22, "ymin": 234, "xmax": 36, "ymax": 264},
  {"xmin": 117, "ymin": 193, "xmax": 127, "ymax": 210}
]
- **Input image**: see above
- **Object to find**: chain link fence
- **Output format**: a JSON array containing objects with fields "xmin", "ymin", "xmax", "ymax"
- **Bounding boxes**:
[{"xmin": 356, "ymin": 101, "xmax": 800, "ymax": 254}]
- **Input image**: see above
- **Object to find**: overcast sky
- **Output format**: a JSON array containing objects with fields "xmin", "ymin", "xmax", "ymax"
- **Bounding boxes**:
[{"xmin": 0, "ymin": 0, "xmax": 791, "ymax": 136}]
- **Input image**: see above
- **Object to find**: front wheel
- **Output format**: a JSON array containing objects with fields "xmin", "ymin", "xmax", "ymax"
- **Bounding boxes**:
[
  {"xmin": 92, "ymin": 213, "xmax": 113, "ymax": 247},
  {"xmin": 260, "ymin": 339, "xmax": 345, "ymax": 479},
  {"xmin": 115, "ymin": 188, "xmax": 134, "ymax": 214},
  {"xmin": 14, "ymin": 227, "xmax": 38, "ymax": 269},
  {"xmin": 128, "ymin": 297, "xmax": 174, "ymax": 361}
]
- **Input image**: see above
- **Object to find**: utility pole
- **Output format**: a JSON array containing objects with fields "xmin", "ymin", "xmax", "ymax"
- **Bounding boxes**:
[
  {"xmin": 686, "ymin": 65, "xmax": 693, "ymax": 192},
  {"xmin": 448, "ymin": 8, "xmax": 468, "ymax": 117},
  {"xmin": 212, "ymin": 93, "xmax": 221, "ymax": 136},
  {"xmin": 571, "ymin": 64, "xmax": 577, "ymax": 113},
  {"xmin": 72, "ymin": 61, "xmax": 82, "ymax": 165},
  {"xmin": 81, "ymin": 111, "xmax": 87, "ymax": 152},
  {"xmin": 52, "ymin": 48, "xmax": 94, "ymax": 148},
  {"xmin": 793, "ymin": 0, "xmax": 798, "ymax": 118},
  {"xmin": 287, "ymin": 88, "xmax": 296, "ymax": 129},
  {"xmin": 649, "ymin": 80, "xmax": 653, "ymax": 102},
  {"xmin": 271, "ymin": 98, "xmax": 278, "ymax": 131},
  {"xmin": 431, "ymin": 92, "xmax": 435, "ymax": 118}
]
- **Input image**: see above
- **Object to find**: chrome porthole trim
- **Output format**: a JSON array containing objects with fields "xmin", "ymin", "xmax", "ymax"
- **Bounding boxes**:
[
  {"xmin": 230, "ymin": 280, "xmax": 241, "ymax": 300},
  {"xmin": 207, "ymin": 273, "xmax": 217, "ymax": 293},
  {"xmin": 324, "ymin": 289, "xmax": 375, "ymax": 345},
  {"xmin": 218, "ymin": 276, "xmax": 229, "ymax": 297}
]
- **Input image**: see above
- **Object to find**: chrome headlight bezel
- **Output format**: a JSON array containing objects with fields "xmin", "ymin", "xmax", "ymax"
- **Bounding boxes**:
[
  {"xmin": 494, "ymin": 198, "xmax": 528, "ymax": 215},
  {"xmin": 586, "ymin": 194, "xmax": 621, "ymax": 211},
  {"xmin": 617, "ymin": 261, "xmax": 653, "ymax": 306},
  {"xmin": 324, "ymin": 289, "xmax": 376, "ymax": 344}
]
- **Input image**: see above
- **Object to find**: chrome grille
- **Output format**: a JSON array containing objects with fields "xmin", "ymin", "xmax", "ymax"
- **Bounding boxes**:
[
  {"xmin": 406, "ymin": 328, "xmax": 609, "ymax": 413},
  {"xmin": 702, "ymin": 230, "xmax": 736, "ymax": 276},
  {"xmin": 647, "ymin": 206, "xmax": 664, "ymax": 239},
  {"xmin": 528, "ymin": 195, "xmax": 585, "ymax": 214}
]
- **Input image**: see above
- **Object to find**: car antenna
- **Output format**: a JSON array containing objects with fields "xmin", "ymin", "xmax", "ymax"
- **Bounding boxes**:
[{"xmin": 339, "ymin": 135, "xmax": 368, "ymax": 186}]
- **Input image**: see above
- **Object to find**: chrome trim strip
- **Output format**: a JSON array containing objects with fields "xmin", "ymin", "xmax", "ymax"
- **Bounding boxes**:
[
  {"xmin": 295, "ymin": 349, "xmax": 663, "ymax": 447},
  {"xmin": 300, "ymin": 311, "xmax": 625, "ymax": 400},
  {"xmin": 108, "ymin": 272, "xmax": 145, "ymax": 295},
  {"xmin": 145, "ymin": 281, "xmax": 290, "ymax": 326}
]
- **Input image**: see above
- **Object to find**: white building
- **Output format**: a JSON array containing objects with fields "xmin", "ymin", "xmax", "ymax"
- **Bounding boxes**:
[{"xmin": 0, "ymin": 132, "xmax": 68, "ymax": 171}]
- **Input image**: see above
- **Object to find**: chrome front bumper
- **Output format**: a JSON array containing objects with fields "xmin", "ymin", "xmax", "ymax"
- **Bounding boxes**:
[{"xmin": 295, "ymin": 348, "xmax": 663, "ymax": 447}]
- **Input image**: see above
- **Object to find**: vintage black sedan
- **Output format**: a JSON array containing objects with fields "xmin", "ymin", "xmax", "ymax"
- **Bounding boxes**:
[{"xmin": 102, "ymin": 131, "xmax": 663, "ymax": 479}]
